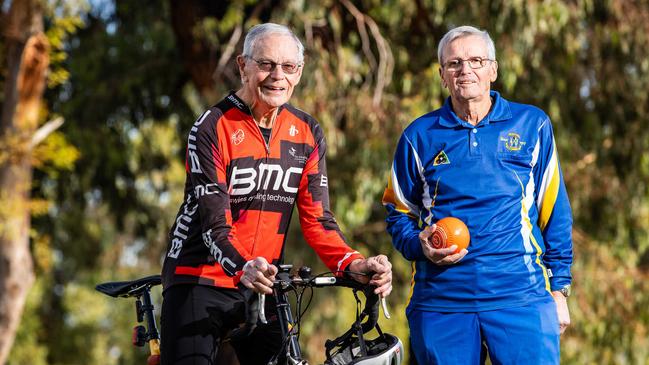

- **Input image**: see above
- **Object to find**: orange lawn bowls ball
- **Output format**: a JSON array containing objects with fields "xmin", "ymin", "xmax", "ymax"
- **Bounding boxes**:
[{"xmin": 430, "ymin": 217, "xmax": 470, "ymax": 253}]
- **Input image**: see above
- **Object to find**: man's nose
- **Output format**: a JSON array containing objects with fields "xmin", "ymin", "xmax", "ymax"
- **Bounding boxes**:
[
  {"xmin": 269, "ymin": 64, "xmax": 286, "ymax": 78},
  {"xmin": 459, "ymin": 60, "xmax": 473, "ymax": 73}
]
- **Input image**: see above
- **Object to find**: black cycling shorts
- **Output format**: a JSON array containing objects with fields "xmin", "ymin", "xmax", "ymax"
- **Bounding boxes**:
[{"xmin": 160, "ymin": 284, "xmax": 285, "ymax": 365}]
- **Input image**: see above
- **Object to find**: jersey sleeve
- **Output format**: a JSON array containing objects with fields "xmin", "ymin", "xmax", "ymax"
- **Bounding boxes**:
[
  {"xmin": 533, "ymin": 118, "xmax": 573, "ymax": 290},
  {"xmin": 382, "ymin": 133, "xmax": 426, "ymax": 261},
  {"xmin": 189, "ymin": 110, "xmax": 253, "ymax": 276},
  {"xmin": 296, "ymin": 126, "xmax": 363, "ymax": 275}
]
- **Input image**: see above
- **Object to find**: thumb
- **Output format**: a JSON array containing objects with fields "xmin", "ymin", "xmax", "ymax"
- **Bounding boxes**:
[{"xmin": 419, "ymin": 224, "xmax": 435, "ymax": 240}]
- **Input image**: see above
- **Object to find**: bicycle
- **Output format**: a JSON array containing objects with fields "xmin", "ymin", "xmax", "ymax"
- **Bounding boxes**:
[{"xmin": 96, "ymin": 264, "xmax": 404, "ymax": 365}]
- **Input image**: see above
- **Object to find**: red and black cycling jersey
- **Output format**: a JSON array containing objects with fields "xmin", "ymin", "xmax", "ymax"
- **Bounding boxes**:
[{"xmin": 162, "ymin": 92, "xmax": 363, "ymax": 290}]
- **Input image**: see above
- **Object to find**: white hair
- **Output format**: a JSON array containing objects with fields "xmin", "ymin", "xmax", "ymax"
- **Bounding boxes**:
[
  {"xmin": 242, "ymin": 23, "xmax": 305, "ymax": 63},
  {"xmin": 437, "ymin": 25, "xmax": 496, "ymax": 64}
]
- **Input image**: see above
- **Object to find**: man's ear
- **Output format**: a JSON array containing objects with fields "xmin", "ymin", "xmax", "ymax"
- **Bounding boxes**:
[
  {"xmin": 490, "ymin": 61, "xmax": 498, "ymax": 83},
  {"xmin": 236, "ymin": 55, "xmax": 247, "ymax": 82},
  {"xmin": 439, "ymin": 67, "xmax": 447, "ymax": 88}
]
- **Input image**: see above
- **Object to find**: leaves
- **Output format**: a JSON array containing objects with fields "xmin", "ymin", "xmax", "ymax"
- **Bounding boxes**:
[{"xmin": 6, "ymin": 1, "xmax": 649, "ymax": 364}]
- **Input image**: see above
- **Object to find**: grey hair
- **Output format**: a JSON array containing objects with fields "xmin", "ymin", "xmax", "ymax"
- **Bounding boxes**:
[
  {"xmin": 242, "ymin": 23, "xmax": 305, "ymax": 63},
  {"xmin": 437, "ymin": 25, "xmax": 496, "ymax": 65}
]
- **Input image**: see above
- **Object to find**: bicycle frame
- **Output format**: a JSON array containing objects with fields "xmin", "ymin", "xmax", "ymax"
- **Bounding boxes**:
[{"xmin": 96, "ymin": 266, "xmax": 390, "ymax": 365}]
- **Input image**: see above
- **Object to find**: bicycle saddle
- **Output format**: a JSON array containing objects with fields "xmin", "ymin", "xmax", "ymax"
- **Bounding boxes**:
[{"xmin": 95, "ymin": 275, "xmax": 161, "ymax": 298}]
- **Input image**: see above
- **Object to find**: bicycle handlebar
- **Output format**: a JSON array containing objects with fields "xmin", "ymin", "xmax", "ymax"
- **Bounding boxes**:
[
  {"xmin": 259, "ymin": 267, "xmax": 389, "ymax": 331},
  {"xmin": 232, "ymin": 266, "xmax": 391, "ymax": 343}
]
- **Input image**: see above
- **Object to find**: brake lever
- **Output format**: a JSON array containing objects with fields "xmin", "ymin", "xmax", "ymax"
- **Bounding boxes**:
[
  {"xmin": 259, "ymin": 293, "xmax": 267, "ymax": 324},
  {"xmin": 380, "ymin": 296, "xmax": 391, "ymax": 319}
]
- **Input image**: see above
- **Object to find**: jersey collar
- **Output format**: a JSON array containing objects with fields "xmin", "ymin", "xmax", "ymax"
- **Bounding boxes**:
[
  {"xmin": 225, "ymin": 91, "xmax": 286, "ymax": 119},
  {"xmin": 438, "ymin": 90, "xmax": 512, "ymax": 128}
]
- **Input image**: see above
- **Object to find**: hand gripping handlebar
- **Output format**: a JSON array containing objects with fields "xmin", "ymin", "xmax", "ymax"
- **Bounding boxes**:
[{"xmin": 231, "ymin": 265, "xmax": 390, "ymax": 341}]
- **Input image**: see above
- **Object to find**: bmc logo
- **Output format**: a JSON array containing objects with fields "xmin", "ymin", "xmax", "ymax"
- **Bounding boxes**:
[
  {"xmin": 230, "ymin": 163, "xmax": 303, "ymax": 195},
  {"xmin": 202, "ymin": 230, "xmax": 237, "ymax": 275}
]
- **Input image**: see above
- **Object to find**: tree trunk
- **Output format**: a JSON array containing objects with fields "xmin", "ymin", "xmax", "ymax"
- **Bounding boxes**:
[{"xmin": 0, "ymin": 1, "xmax": 48, "ymax": 363}]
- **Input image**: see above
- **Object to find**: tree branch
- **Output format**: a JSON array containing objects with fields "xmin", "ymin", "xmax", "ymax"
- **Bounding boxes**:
[
  {"xmin": 365, "ymin": 16, "xmax": 393, "ymax": 107},
  {"xmin": 29, "ymin": 117, "xmax": 63, "ymax": 147},
  {"xmin": 339, "ymin": 0, "xmax": 393, "ymax": 107},
  {"xmin": 212, "ymin": 23, "xmax": 242, "ymax": 84},
  {"xmin": 339, "ymin": 0, "xmax": 376, "ymax": 89}
]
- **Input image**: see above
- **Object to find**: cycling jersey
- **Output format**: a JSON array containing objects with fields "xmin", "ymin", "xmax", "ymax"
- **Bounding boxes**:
[
  {"xmin": 383, "ymin": 91, "xmax": 573, "ymax": 312},
  {"xmin": 162, "ymin": 92, "xmax": 362, "ymax": 290}
]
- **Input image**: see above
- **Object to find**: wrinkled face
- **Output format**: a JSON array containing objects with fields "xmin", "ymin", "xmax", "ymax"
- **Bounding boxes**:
[
  {"xmin": 237, "ymin": 34, "xmax": 303, "ymax": 111},
  {"xmin": 439, "ymin": 35, "xmax": 497, "ymax": 104}
]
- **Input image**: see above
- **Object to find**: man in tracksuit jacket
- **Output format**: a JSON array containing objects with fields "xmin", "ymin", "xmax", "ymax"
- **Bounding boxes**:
[{"xmin": 383, "ymin": 25, "xmax": 573, "ymax": 364}]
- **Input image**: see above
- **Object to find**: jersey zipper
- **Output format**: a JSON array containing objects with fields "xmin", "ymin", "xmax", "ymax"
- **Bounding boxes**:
[{"xmin": 247, "ymin": 109, "xmax": 277, "ymax": 257}]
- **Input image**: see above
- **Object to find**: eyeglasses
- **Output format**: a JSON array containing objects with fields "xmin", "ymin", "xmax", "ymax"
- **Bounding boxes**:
[
  {"xmin": 443, "ymin": 57, "xmax": 494, "ymax": 71},
  {"xmin": 245, "ymin": 56, "xmax": 302, "ymax": 74}
]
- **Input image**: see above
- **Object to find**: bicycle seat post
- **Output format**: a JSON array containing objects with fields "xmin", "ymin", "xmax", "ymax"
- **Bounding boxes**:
[
  {"xmin": 140, "ymin": 286, "xmax": 161, "ymax": 363},
  {"xmin": 139, "ymin": 287, "xmax": 159, "ymax": 341}
]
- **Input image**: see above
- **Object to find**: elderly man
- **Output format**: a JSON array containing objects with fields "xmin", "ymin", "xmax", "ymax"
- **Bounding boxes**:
[
  {"xmin": 383, "ymin": 25, "xmax": 572, "ymax": 364},
  {"xmin": 160, "ymin": 23, "xmax": 392, "ymax": 364}
]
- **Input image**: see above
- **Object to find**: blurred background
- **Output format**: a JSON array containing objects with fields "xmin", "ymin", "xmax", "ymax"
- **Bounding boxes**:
[{"xmin": 1, "ymin": 0, "xmax": 648, "ymax": 364}]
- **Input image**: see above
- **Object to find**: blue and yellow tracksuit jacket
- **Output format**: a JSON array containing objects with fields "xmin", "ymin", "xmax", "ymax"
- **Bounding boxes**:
[{"xmin": 383, "ymin": 91, "xmax": 573, "ymax": 312}]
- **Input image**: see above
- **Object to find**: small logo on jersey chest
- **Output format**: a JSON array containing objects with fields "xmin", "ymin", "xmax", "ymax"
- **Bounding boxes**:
[
  {"xmin": 433, "ymin": 150, "xmax": 450, "ymax": 166},
  {"xmin": 289, "ymin": 147, "xmax": 308, "ymax": 164},
  {"xmin": 500, "ymin": 132, "xmax": 526, "ymax": 151},
  {"xmin": 231, "ymin": 129, "xmax": 245, "ymax": 145},
  {"xmin": 289, "ymin": 124, "xmax": 299, "ymax": 137}
]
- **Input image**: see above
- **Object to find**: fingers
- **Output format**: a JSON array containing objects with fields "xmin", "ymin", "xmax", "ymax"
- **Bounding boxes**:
[
  {"xmin": 366, "ymin": 254, "xmax": 392, "ymax": 273},
  {"xmin": 347, "ymin": 255, "xmax": 394, "ymax": 297},
  {"xmin": 433, "ymin": 247, "xmax": 468, "ymax": 265},
  {"xmin": 370, "ymin": 270, "xmax": 393, "ymax": 297},
  {"xmin": 241, "ymin": 257, "xmax": 277, "ymax": 294},
  {"xmin": 559, "ymin": 322, "xmax": 568, "ymax": 335},
  {"xmin": 421, "ymin": 231, "xmax": 469, "ymax": 266},
  {"xmin": 241, "ymin": 277, "xmax": 273, "ymax": 294},
  {"xmin": 551, "ymin": 291, "xmax": 571, "ymax": 335},
  {"xmin": 266, "ymin": 262, "xmax": 278, "ymax": 277},
  {"xmin": 418, "ymin": 224, "xmax": 435, "ymax": 243},
  {"xmin": 558, "ymin": 315, "xmax": 570, "ymax": 335},
  {"xmin": 420, "ymin": 224, "xmax": 463, "ymax": 265},
  {"xmin": 366, "ymin": 255, "xmax": 393, "ymax": 297}
]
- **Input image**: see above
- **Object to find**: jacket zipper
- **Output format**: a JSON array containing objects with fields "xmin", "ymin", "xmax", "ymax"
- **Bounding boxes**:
[{"xmin": 248, "ymin": 109, "xmax": 277, "ymax": 257}]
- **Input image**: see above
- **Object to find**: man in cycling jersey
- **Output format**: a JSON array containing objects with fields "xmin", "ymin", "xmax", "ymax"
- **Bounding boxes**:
[
  {"xmin": 383, "ymin": 25, "xmax": 572, "ymax": 364},
  {"xmin": 160, "ymin": 23, "xmax": 392, "ymax": 365}
]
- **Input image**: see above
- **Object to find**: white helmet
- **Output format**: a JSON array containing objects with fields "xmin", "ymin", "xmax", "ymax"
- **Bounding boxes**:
[{"xmin": 325, "ymin": 332, "xmax": 404, "ymax": 365}]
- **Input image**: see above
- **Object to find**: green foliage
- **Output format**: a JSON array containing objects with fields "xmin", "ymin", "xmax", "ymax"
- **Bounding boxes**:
[
  {"xmin": 7, "ymin": 0, "xmax": 649, "ymax": 364},
  {"xmin": 32, "ymin": 131, "xmax": 80, "ymax": 174}
]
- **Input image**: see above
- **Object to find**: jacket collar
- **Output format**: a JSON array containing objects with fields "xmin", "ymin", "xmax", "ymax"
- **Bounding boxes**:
[
  {"xmin": 438, "ymin": 90, "xmax": 512, "ymax": 128},
  {"xmin": 225, "ymin": 91, "xmax": 286, "ymax": 118}
]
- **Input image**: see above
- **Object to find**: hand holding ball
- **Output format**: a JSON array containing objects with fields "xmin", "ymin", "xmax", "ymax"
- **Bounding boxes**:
[{"xmin": 430, "ymin": 217, "xmax": 470, "ymax": 253}]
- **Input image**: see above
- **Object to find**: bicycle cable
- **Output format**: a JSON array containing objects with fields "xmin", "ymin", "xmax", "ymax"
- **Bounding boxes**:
[
  {"xmin": 267, "ymin": 269, "xmax": 372, "ymax": 364},
  {"xmin": 295, "ymin": 285, "xmax": 314, "ymax": 341}
]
